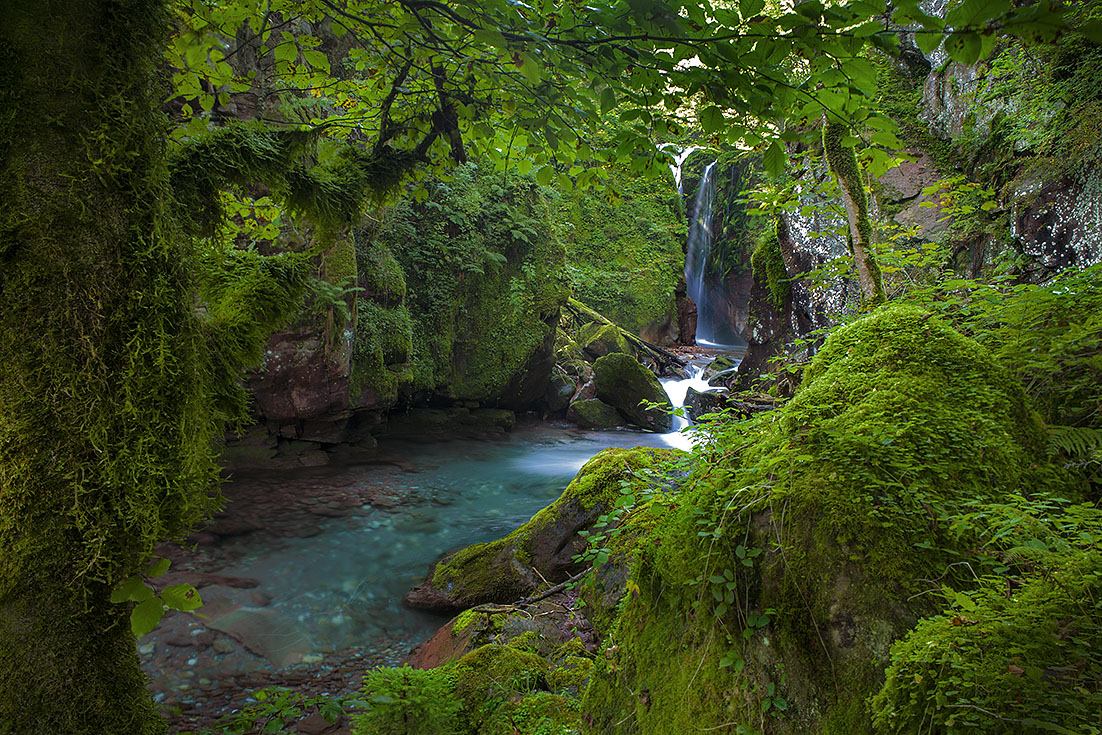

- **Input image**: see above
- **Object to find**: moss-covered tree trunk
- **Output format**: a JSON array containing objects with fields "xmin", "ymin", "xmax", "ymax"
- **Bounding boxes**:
[
  {"xmin": 822, "ymin": 121, "xmax": 886, "ymax": 307},
  {"xmin": 0, "ymin": 2, "xmax": 209, "ymax": 732}
]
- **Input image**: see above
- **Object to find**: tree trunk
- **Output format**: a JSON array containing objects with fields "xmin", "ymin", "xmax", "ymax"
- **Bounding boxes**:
[
  {"xmin": 0, "ymin": 2, "xmax": 208, "ymax": 731},
  {"xmin": 822, "ymin": 121, "xmax": 886, "ymax": 307}
]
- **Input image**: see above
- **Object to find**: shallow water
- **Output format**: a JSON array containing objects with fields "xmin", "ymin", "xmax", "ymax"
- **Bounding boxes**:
[{"xmin": 213, "ymin": 426, "xmax": 673, "ymax": 655}]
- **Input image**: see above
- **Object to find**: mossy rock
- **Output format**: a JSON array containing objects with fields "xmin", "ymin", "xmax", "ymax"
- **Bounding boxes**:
[
  {"xmin": 545, "ymin": 375, "xmax": 576, "ymax": 413},
  {"xmin": 578, "ymin": 322, "xmax": 631, "ymax": 359},
  {"xmin": 592, "ymin": 353, "xmax": 672, "ymax": 431},
  {"xmin": 567, "ymin": 398, "xmax": 625, "ymax": 430},
  {"xmin": 582, "ymin": 304, "xmax": 1079, "ymax": 734},
  {"xmin": 404, "ymin": 446, "xmax": 681, "ymax": 613},
  {"xmin": 478, "ymin": 691, "xmax": 582, "ymax": 735}
]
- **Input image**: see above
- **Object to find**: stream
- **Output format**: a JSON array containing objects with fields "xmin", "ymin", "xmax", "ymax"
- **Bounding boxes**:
[{"xmin": 143, "ymin": 356, "xmax": 735, "ymax": 728}]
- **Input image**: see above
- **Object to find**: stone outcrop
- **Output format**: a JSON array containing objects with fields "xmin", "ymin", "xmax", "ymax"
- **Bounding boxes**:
[
  {"xmin": 404, "ymin": 447, "xmax": 679, "ymax": 614},
  {"xmin": 592, "ymin": 353, "xmax": 673, "ymax": 432}
]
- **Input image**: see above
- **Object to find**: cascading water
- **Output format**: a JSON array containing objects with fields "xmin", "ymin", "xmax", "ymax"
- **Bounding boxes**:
[
  {"xmin": 664, "ymin": 145, "xmax": 702, "ymax": 196},
  {"xmin": 684, "ymin": 162, "xmax": 745, "ymax": 349},
  {"xmin": 658, "ymin": 357, "xmax": 733, "ymax": 451}
]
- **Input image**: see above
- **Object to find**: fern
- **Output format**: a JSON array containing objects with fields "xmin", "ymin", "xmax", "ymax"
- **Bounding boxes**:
[{"xmin": 1047, "ymin": 424, "xmax": 1102, "ymax": 459}]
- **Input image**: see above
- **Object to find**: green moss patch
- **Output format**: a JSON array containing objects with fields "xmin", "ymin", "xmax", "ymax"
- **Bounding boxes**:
[{"xmin": 581, "ymin": 304, "xmax": 1078, "ymax": 733}]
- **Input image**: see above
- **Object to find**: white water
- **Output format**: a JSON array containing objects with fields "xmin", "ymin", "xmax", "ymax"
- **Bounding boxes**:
[
  {"xmin": 657, "ymin": 357, "xmax": 731, "ymax": 451},
  {"xmin": 661, "ymin": 144, "xmax": 703, "ymax": 196}
]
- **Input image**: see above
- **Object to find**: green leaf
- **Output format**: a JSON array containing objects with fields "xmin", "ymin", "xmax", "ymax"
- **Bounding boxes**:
[
  {"xmin": 700, "ymin": 105, "xmax": 724, "ymax": 133},
  {"xmin": 273, "ymin": 41, "xmax": 298, "ymax": 64},
  {"xmin": 763, "ymin": 140, "xmax": 785, "ymax": 179},
  {"xmin": 515, "ymin": 52, "xmax": 542, "ymax": 85},
  {"xmin": 1080, "ymin": 21, "xmax": 1102, "ymax": 43},
  {"xmin": 147, "ymin": 557, "xmax": 170, "ymax": 578},
  {"xmin": 302, "ymin": 49, "xmax": 330, "ymax": 73},
  {"xmin": 915, "ymin": 31, "xmax": 944, "ymax": 55},
  {"xmin": 131, "ymin": 598, "xmax": 165, "ymax": 638},
  {"xmin": 600, "ymin": 87, "xmax": 617, "ymax": 115},
  {"xmin": 945, "ymin": 0, "xmax": 1009, "ymax": 28},
  {"xmin": 870, "ymin": 130, "xmax": 902, "ymax": 149},
  {"xmin": 535, "ymin": 166, "xmax": 554, "ymax": 186},
  {"xmin": 473, "ymin": 27, "xmax": 507, "ymax": 49},
  {"xmin": 740, "ymin": 0, "xmax": 765, "ymax": 19},
  {"xmin": 161, "ymin": 584, "xmax": 203, "ymax": 612},
  {"xmin": 945, "ymin": 31, "xmax": 982, "ymax": 64},
  {"xmin": 111, "ymin": 574, "xmax": 156, "ymax": 603}
]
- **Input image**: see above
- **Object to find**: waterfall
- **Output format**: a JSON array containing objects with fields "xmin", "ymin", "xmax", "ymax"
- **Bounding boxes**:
[
  {"xmin": 664, "ymin": 145, "xmax": 702, "ymax": 196},
  {"xmin": 684, "ymin": 162, "xmax": 745, "ymax": 349},
  {"xmin": 658, "ymin": 357, "xmax": 731, "ymax": 451}
]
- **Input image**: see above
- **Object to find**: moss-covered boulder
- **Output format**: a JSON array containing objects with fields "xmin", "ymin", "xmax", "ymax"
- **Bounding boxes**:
[
  {"xmin": 592, "ymin": 353, "xmax": 673, "ymax": 431},
  {"xmin": 581, "ymin": 304, "xmax": 1079, "ymax": 734},
  {"xmin": 567, "ymin": 398, "xmax": 625, "ymax": 430},
  {"xmin": 578, "ymin": 322, "xmax": 631, "ymax": 359},
  {"xmin": 404, "ymin": 447, "xmax": 680, "ymax": 613}
]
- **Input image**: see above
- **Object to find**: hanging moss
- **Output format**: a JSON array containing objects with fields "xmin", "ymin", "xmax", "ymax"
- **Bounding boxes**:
[
  {"xmin": 168, "ymin": 121, "xmax": 416, "ymax": 237},
  {"xmin": 750, "ymin": 222, "xmax": 789, "ymax": 310}
]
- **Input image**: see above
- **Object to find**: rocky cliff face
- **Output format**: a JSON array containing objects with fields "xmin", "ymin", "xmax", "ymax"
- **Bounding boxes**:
[
  {"xmin": 240, "ymin": 164, "xmax": 569, "ymax": 454},
  {"xmin": 730, "ymin": 25, "xmax": 1102, "ymax": 388}
]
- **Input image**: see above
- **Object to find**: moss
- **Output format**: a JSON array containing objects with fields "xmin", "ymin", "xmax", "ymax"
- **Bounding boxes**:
[
  {"xmin": 581, "ymin": 305, "xmax": 1077, "ymax": 733},
  {"xmin": 169, "ymin": 121, "xmax": 415, "ymax": 237},
  {"xmin": 376, "ymin": 163, "xmax": 569, "ymax": 403},
  {"xmin": 592, "ymin": 352, "xmax": 673, "ymax": 431},
  {"xmin": 428, "ymin": 447, "xmax": 681, "ymax": 606},
  {"xmin": 552, "ymin": 161, "xmax": 685, "ymax": 334},
  {"xmin": 452, "ymin": 609, "xmax": 481, "ymax": 636},
  {"xmin": 546, "ymin": 655, "xmax": 595, "ymax": 696},
  {"xmin": 351, "ymin": 300, "xmax": 413, "ymax": 402},
  {"xmin": 0, "ymin": 2, "xmax": 302, "ymax": 731},
  {"xmin": 478, "ymin": 691, "xmax": 582, "ymax": 735},
  {"xmin": 822, "ymin": 121, "xmax": 885, "ymax": 307},
  {"xmin": 568, "ymin": 399, "xmax": 625, "ymax": 430},
  {"xmin": 354, "ymin": 665, "xmax": 463, "ymax": 735},
  {"xmin": 578, "ymin": 322, "xmax": 631, "ymax": 357},
  {"xmin": 750, "ymin": 223, "xmax": 789, "ymax": 311}
]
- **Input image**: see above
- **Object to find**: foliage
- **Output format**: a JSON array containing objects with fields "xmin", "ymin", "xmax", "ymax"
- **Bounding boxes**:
[
  {"xmin": 750, "ymin": 222, "xmax": 790, "ymax": 311},
  {"xmin": 553, "ymin": 160, "xmax": 685, "ymax": 334},
  {"xmin": 904, "ymin": 264, "xmax": 1102, "ymax": 429},
  {"xmin": 373, "ymin": 162, "xmax": 568, "ymax": 400},
  {"xmin": 354, "ymin": 666, "xmax": 463, "ymax": 735},
  {"xmin": 109, "ymin": 557, "xmax": 202, "ymax": 638},
  {"xmin": 873, "ymin": 497, "xmax": 1102, "ymax": 734},
  {"xmin": 193, "ymin": 687, "xmax": 355, "ymax": 735}
]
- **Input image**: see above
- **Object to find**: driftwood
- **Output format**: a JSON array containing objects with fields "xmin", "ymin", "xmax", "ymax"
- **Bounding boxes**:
[{"xmin": 564, "ymin": 298, "xmax": 687, "ymax": 369}]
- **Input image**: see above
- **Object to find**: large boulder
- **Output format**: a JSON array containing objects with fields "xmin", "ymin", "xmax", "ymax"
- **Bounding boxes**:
[
  {"xmin": 592, "ymin": 353, "xmax": 673, "ymax": 431},
  {"xmin": 582, "ymin": 305, "xmax": 1082, "ymax": 733},
  {"xmin": 578, "ymin": 322, "xmax": 631, "ymax": 359},
  {"xmin": 404, "ymin": 447, "xmax": 680, "ymax": 614}
]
